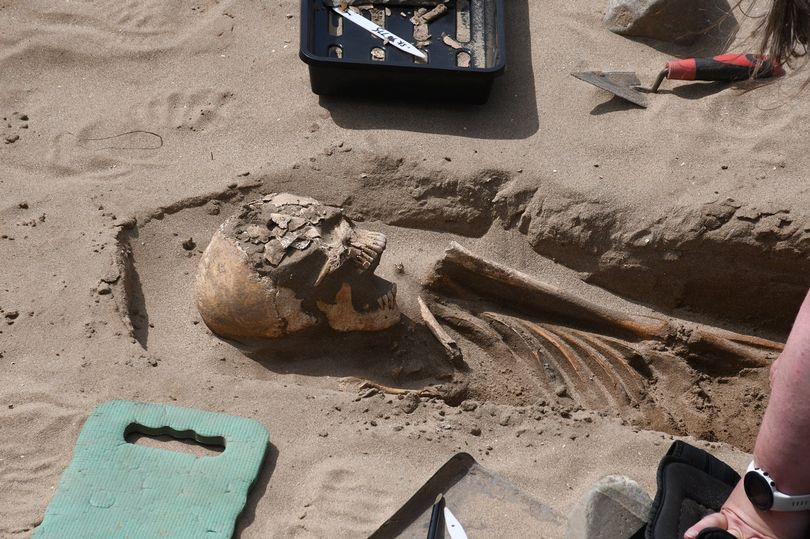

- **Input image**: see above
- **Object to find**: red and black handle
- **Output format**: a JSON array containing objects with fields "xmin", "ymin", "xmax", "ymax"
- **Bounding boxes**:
[{"xmin": 651, "ymin": 54, "xmax": 784, "ymax": 92}]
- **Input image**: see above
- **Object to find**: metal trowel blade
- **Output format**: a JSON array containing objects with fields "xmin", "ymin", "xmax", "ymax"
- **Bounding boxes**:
[{"xmin": 572, "ymin": 71, "xmax": 649, "ymax": 108}]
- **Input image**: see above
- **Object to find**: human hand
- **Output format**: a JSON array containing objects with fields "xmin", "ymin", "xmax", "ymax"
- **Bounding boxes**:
[{"xmin": 684, "ymin": 481, "xmax": 810, "ymax": 539}]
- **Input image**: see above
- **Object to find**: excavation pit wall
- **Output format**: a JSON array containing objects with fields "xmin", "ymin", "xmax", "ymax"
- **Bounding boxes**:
[{"xmin": 113, "ymin": 158, "xmax": 809, "ymax": 449}]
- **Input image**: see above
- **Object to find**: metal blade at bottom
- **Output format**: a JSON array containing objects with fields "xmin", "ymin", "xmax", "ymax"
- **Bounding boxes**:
[{"xmin": 572, "ymin": 71, "xmax": 649, "ymax": 108}]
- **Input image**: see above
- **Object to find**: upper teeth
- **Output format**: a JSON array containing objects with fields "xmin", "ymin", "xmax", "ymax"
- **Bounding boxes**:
[{"xmin": 375, "ymin": 288, "xmax": 397, "ymax": 311}]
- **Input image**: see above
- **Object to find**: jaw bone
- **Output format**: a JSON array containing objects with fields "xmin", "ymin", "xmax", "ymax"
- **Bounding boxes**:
[{"xmin": 316, "ymin": 282, "xmax": 401, "ymax": 332}]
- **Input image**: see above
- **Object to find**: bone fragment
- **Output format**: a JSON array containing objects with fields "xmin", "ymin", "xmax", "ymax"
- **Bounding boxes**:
[
  {"xmin": 350, "ymin": 379, "xmax": 463, "ymax": 403},
  {"xmin": 263, "ymin": 240, "xmax": 286, "ymax": 266},
  {"xmin": 411, "ymin": 4, "xmax": 447, "ymax": 45},
  {"xmin": 688, "ymin": 329, "xmax": 780, "ymax": 367},
  {"xmin": 266, "ymin": 193, "xmax": 318, "ymax": 207},
  {"xmin": 420, "ymin": 3, "xmax": 447, "ymax": 22},
  {"xmin": 418, "ymin": 296, "xmax": 464, "ymax": 368},
  {"xmin": 442, "ymin": 33, "xmax": 463, "ymax": 50}
]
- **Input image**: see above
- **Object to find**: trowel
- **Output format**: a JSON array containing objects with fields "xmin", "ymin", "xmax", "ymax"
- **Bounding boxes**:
[{"xmin": 573, "ymin": 53, "xmax": 784, "ymax": 108}]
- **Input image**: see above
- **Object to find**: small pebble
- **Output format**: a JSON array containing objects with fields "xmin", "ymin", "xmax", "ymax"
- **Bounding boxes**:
[
  {"xmin": 398, "ymin": 393, "xmax": 420, "ymax": 414},
  {"xmin": 460, "ymin": 400, "xmax": 478, "ymax": 412},
  {"xmin": 205, "ymin": 201, "xmax": 221, "ymax": 215},
  {"xmin": 182, "ymin": 238, "xmax": 196, "ymax": 250}
]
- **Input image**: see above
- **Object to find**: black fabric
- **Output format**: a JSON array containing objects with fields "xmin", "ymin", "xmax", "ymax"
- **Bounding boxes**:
[{"xmin": 645, "ymin": 441, "xmax": 741, "ymax": 539}]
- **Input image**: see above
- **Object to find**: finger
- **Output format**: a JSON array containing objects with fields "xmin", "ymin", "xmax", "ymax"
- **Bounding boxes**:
[{"xmin": 685, "ymin": 512, "xmax": 728, "ymax": 539}]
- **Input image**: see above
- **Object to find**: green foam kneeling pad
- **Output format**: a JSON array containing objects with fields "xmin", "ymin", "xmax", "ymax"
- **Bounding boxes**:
[{"xmin": 35, "ymin": 400, "xmax": 269, "ymax": 539}]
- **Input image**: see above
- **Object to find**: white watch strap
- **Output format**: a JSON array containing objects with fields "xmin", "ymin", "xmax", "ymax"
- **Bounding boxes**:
[{"xmin": 748, "ymin": 461, "xmax": 810, "ymax": 511}]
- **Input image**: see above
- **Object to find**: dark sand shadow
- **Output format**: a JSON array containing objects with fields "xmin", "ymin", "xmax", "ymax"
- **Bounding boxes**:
[
  {"xmin": 239, "ymin": 316, "xmax": 459, "ymax": 390},
  {"xmin": 122, "ymin": 228, "xmax": 150, "ymax": 349},
  {"xmin": 589, "ymin": 77, "xmax": 770, "ymax": 112},
  {"xmin": 321, "ymin": 0, "xmax": 538, "ymax": 140},
  {"xmin": 235, "ymin": 442, "xmax": 279, "ymax": 538},
  {"xmin": 590, "ymin": 95, "xmax": 646, "ymax": 115}
]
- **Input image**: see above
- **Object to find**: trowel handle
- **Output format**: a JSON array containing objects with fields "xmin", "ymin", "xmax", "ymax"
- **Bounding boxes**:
[{"xmin": 652, "ymin": 54, "xmax": 784, "ymax": 91}]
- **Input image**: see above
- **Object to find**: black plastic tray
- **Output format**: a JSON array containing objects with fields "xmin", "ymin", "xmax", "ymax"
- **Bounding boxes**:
[{"xmin": 299, "ymin": 0, "xmax": 506, "ymax": 103}]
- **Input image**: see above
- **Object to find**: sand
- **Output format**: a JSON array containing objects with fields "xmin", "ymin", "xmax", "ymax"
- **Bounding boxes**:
[{"xmin": 1, "ymin": 0, "xmax": 808, "ymax": 536}]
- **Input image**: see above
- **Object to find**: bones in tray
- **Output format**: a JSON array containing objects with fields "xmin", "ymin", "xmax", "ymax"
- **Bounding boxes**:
[{"xmin": 299, "ymin": 0, "xmax": 506, "ymax": 103}]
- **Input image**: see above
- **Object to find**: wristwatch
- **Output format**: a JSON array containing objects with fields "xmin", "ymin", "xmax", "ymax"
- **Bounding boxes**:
[{"xmin": 744, "ymin": 462, "xmax": 810, "ymax": 511}]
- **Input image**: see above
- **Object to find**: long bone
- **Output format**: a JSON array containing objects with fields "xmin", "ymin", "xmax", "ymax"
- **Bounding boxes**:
[{"xmin": 426, "ymin": 242, "xmax": 782, "ymax": 365}]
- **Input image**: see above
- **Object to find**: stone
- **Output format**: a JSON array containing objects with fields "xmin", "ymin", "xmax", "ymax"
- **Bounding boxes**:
[
  {"xmin": 604, "ymin": 0, "xmax": 733, "ymax": 45},
  {"xmin": 564, "ymin": 475, "xmax": 652, "ymax": 539},
  {"xmin": 398, "ymin": 393, "xmax": 420, "ymax": 414},
  {"xmin": 460, "ymin": 400, "xmax": 479, "ymax": 412},
  {"xmin": 205, "ymin": 200, "xmax": 221, "ymax": 215}
]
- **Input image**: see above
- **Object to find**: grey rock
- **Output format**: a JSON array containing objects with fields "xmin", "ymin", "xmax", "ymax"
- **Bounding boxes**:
[
  {"xmin": 398, "ymin": 392, "xmax": 420, "ymax": 414},
  {"xmin": 604, "ymin": 0, "xmax": 732, "ymax": 45},
  {"xmin": 460, "ymin": 399, "xmax": 479, "ymax": 412},
  {"xmin": 565, "ymin": 475, "xmax": 652, "ymax": 539}
]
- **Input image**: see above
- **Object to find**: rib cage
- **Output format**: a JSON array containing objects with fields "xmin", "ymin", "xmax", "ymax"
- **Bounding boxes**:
[
  {"xmin": 480, "ymin": 311, "xmax": 645, "ymax": 412},
  {"xmin": 424, "ymin": 243, "xmax": 784, "ymax": 446}
]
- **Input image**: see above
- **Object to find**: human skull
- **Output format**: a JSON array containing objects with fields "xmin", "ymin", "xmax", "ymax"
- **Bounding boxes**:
[{"xmin": 195, "ymin": 193, "xmax": 400, "ymax": 342}]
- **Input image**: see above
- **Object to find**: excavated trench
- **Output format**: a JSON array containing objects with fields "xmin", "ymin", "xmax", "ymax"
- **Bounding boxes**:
[{"xmin": 110, "ymin": 156, "xmax": 810, "ymax": 448}]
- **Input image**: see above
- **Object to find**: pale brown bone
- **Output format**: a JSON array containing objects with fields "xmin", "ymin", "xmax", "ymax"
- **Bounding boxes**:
[
  {"xmin": 418, "ymin": 295, "xmax": 464, "ymax": 368},
  {"xmin": 424, "ymin": 242, "xmax": 784, "ymax": 445},
  {"xmin": 195, "ymin": 194, "xmax": 400, "ymax": 343}
]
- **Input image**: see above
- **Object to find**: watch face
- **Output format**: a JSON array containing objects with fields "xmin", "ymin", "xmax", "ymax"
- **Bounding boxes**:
[{"xmin": 744, "ymin": 471, "xmax": 774, "ymax": 511}]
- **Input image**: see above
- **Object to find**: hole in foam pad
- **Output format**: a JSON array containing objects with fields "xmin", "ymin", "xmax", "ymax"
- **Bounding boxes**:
[{"xmin": 125, "ymin": 423, "xmax": 226, "ymax": 458}]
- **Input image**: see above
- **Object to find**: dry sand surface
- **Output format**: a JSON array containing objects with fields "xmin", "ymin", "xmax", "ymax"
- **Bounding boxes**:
[{"xmin": 2, "ymin": 0, "xmax": 809, "ymax": 536}]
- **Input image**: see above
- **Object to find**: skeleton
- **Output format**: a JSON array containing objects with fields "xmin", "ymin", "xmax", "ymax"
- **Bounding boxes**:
[
  {"xmin": 195, "ymin": 193, "xmax": 400, "ymax": 343},
  {"xmin": 422, "ymin": 242, "xmax": 783, "ymax": 444}
]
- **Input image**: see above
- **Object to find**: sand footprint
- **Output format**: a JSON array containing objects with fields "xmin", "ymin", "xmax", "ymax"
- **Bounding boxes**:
[
  {"xmin": 46, "ymin": 122, "xmax": 164, "ymax": 179},
  {"xmin": 9, "ymin": 0, "xmax": 235, "ymax": 55},
  {"xmin": 46, "ymin": 89, "xmax": 231, "ymax": 179},
  {"xmin": 132, "ymin": 89, "xmax": 234, "ymax": 133}
]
